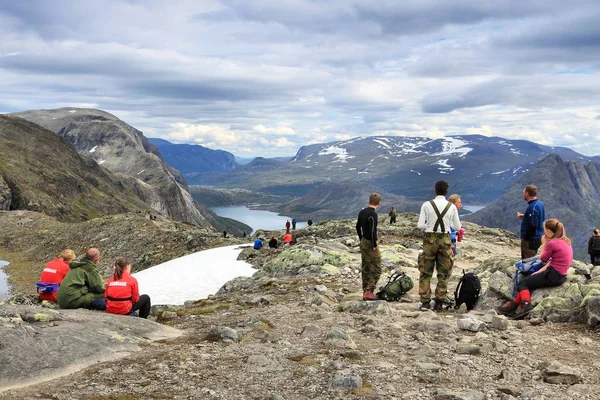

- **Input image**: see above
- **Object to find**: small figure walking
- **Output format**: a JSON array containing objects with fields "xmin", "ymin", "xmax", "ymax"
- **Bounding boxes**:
[
  {"xmin": 285, "ymin": 220, "xmax": 291, "ymax": 233},
  {"xmin": 388, "ymin": 207, "xmax": 397, "ymax": 224},
  {"xmin": 292, "ymin": 218, "xmax": 297, "ymax": 230}
]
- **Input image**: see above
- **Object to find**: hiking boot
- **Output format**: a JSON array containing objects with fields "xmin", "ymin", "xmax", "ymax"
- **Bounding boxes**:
[
  {"xmin": 497, "ymin": 301, "xmax": 519, "ymax": 317},
  {"xmin": 512, "ymin": 301, "xmax": 533, "ymax": 320},
  {"xmin": 419, "ymin": 301, "xmax": 431, "ymax": 311},
  {"xmin": 433, "ymin": 297, "xmax": 454, "ymax": 312},
  {"xmin": 363, "ymin": 290, "xmax": 377, "ymax": 301}
]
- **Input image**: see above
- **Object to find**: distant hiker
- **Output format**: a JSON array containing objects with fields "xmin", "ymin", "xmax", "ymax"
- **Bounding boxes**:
[
  {"xmin": 388, "ymin": 207, "xmax": 397, "ymax": 224},
  {"xmin": 243, "ymin": 231, "xmax": 247, "ymax": 238},
  {"xmin": 498, "ymin": 219, "xmax": 572, "ymax": 319},
  {"xmin": 517, "ymin": 185, "xmax": 545, "ymax": 259},
  {"xmin": 105, "ymin": 257, "xmax": 151, "ymax": 319},
  {"xmin": 283, "ymin": 232, "xmax": 293, "ymax": 246},
  {"xmin": 37, "ymin": 249, "xmax": 75, "ymax": 303},
  {"xmin": 292, "ymin": 218, "xmax": 297, "ymax": 230},
  {"xmin": 589, "ymin": 229, "xmax": 600, "ymax": 266},
  {"xmin": 57, "ymin": 248, "xmax": 106, "ymax": 311},
  {"xmin": 356, "ymin": 193, "xmax": 382, "ymax": 301},
  {"xmin": 448, "ymin": 194, "xmax": 466, "ymax": 256},
  {"xmin": 269, "ymin": 236, "xmax": 278, "ymax": 249},
  {"xmin": 149, "ymin": 213, "xmax": 157, "ymax": 221},
  {"xmin": 223, "ymin": 230, "xmax": 227, "ymax": 238},
  {"xmin": 417, "ymin": 181, "xmax": 461, "ymax": 311},
  {"xmin": 285, "ymin": 220, "xmax": 291, "ymax": 233},
  {"xmin": 307, "ymin": 217, "xmax": 313, "ymax": 226},
  {"xmin": 253, "ymin": 237, "xmax": 264, "ymax": 250}
]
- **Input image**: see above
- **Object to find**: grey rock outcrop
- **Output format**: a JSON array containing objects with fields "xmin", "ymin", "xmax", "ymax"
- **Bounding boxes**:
[{"xmin": 0, "ymin": 304, "xmax": 181, "ymax": 392}]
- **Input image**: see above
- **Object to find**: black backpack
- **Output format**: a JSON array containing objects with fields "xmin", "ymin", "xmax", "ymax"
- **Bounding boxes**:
[
  {"xmin": 592, "ymin": 237, "xmax": 600, "ymax": 252},
  {"xmin": 454, "ymin": 271, "xmax": 481, "ymax": 311}
]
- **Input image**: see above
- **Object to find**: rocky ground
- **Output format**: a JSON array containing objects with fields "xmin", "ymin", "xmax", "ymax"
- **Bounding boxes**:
[{"xmin": 2, "ymin": 214, "xmax": 600, "ymax": 399}]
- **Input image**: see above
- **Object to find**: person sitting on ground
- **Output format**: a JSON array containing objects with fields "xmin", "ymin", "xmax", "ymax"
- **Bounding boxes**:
[
  {"xmin": 269, "ymin": 236, "xmax": 278, "ymax": 249},
  {"xmin": 57, "ymin": 248, "xmax": 106, "ymax": 310},
  {"xmin": 498, "ymin": 218, "xmax": 573, "ymax": 319},
  {"xmin": 253, "ymin": 237, "xmax": 264, "ymax": 250},
  {"xmin": 105, "ymin": 257, "xmax": 151, "ymax": 319},
  {"xmin": 588, "ymin": 228, "xmax": 600, "ymax": 266},
  {"xmin": 283, "ymin": 232, "xmax": 293, "ymax": 246},
  {"xmin": 37, "ymin": 249, "xmax": 75, "ymax": 303}
]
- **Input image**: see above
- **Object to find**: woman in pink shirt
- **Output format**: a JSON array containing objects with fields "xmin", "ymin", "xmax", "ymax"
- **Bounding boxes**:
[{"xmin": 499, "ymin": 218, "xmax": 573, "ymax": 319}]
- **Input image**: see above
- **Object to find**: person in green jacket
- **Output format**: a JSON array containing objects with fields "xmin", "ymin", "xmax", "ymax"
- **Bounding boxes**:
[{"xmin": 57, "ymin": 248, "xmax": 106, "ymax": 310}]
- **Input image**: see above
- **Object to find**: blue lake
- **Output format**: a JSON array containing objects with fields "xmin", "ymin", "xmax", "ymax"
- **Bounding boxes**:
[
  {"xmin": 212, "ymin": 206, "xmax": 308, "ymax": 234},
  {"xmin": 463, "ymin": 205, "xmax": 486, "ymax": 214},
  {"xmin": 0, "ymin": 260, "xmax": 10, "ymax": 300}
]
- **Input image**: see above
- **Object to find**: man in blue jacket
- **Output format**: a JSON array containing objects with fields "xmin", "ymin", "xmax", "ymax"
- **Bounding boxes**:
[
  {"xmin": 253, "ymin": 237, "xmax": 264, "ymax": 250},
  {"xmin": 517, "ymin": 185, "xmax": 545, "ymax": 259}
]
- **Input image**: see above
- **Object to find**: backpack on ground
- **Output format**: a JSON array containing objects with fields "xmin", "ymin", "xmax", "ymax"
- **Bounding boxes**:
[
  {"xmin": 513, "ymin": 255, "xmax": 545, "ymax": 296},
  {"xmin": 376, "ymin": 271, "xmax": 414, "ymax": 301},
  {"xmin": 454, "ymin": 271, "xmax": 481, "ymax": 311}
]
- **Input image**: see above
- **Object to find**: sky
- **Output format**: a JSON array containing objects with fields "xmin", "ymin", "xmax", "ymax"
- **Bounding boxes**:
[{"xmin": 1, "ymin": 1, "xmax": 599, "ymax": 157}]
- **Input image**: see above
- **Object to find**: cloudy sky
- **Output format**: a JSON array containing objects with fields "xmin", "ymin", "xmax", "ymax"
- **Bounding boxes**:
[{"xmin": 1, "ymin": 1, "xmax": 599, "ymax": 157}]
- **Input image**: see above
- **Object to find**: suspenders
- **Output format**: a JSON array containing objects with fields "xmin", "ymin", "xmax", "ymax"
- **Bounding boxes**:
[{"xmin": 429, "ymin": 200, "xmax": 452, "ymax": 233}]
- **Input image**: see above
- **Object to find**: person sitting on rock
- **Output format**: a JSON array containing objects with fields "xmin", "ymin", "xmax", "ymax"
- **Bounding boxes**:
[
  {"xmin": 37, "ymin": 249, "xmax": 75, "ymax": 303},
  {"xmin": 498, "ymin": 218, "xmax": 573, "ymax": 319},
  {"xmin": 57, "ymin": 248, "xmax": 106, "ymax": 311},
  {"xmin": 269, "ymin": 236, "xmax": 278, "ymax": 249},
  {"xmin": 105, "ymin": 257, "xmax": 151, "ymax": 319},
  {"xmin": 588, "ymin": 228, "xmax": 600, "ymax": 266},
  {"xmin": 283, "ymin": 232, "xmax": 293, "ymax": 247},
  {"xmin": 253, "ymin": 237, "xmax": 264, "ymax": 250}
]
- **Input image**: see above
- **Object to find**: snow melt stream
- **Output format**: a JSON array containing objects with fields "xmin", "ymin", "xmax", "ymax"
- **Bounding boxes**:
[{"xmin": 134, "ymin": 244, "xmax": 255, "ymax": 305}]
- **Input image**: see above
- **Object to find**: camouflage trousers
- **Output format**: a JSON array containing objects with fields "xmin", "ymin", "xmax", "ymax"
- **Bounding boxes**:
[
  {"xmin": 360, "ymin": 238, "xmax": 382, "ymax": 292},
  {"xmin": 418, "ymin": 232, "xmax": 454, "ymax": 303}
]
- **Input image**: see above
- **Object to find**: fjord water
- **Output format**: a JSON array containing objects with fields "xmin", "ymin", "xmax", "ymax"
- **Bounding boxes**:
[
  {"xmin": 0, "ymin": 260, "xmax": 10, "ymax": 300},
  {"xmin": 211, "ymin": 206, "xmax": 307, "ymax": 234}
]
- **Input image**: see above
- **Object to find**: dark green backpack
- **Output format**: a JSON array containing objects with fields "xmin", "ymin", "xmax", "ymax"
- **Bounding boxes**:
[{"xmin": 376, "ymin": 272, "xmax": 414, "ymax": 301}]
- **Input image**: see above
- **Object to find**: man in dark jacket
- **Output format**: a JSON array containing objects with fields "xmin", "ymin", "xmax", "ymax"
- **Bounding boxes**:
[
  {"xmin": 517, "ymin": 185, "xmax": 545, "ymax": 259},
  {"xmin": 57, "ymin": 248, "xmax": 106, "ymax": 310},
  {"xmin": 356, "ymin": 193, "xmax": 381, "ymax": 301}
]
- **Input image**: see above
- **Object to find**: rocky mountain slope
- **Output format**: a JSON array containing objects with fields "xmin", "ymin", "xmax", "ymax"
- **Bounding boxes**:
[
  {"xmin": 0, "ymin": 116, "xmax": 148, "ymax": 221},
  {"xmin": 466, "ymin": 154, "xmax": 600, "ymax": 259},
  {"xmin": 13, "ymin": 108, "xmax": 213, "ymax": 228},
  {"xmin": 3, "ymin": 215, "xmax": 600, "ymax": 399},
  {"xmin": 188, "ymin": 185, "xmax": 283, "ymax": 208},
  {"xmin": 191, "ymin": 135, "xmax": 599, "ymax": 204},
  {"xmin": 270, "ymin": 180, "xmax": 421, "ymax": 221},
  {"xmin": 149, "ymin": 138, "xmax": 238, "ymax": 176}
]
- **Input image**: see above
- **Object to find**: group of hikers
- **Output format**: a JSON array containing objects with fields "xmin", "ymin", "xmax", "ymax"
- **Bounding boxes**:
[
  {"xmin": 37, "ymin": 248, "xmax": 151, "ymax": 318},
  {"xmin": 357, "ymin": 181, "xmax": 574, "ymax": 319},
  {"xmin": 253, "ymin": 217, "xmax": 315, "ymax": 249}
]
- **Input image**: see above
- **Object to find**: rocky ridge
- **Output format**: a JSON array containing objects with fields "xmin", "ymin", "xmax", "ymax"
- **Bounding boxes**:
[{"xmin": 3, "ymin": 214, "xmax": 600, "ymax": 399}]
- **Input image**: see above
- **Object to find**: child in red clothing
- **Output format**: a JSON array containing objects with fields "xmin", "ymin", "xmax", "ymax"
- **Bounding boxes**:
[
  {"xmin": 37, "ymin": 249, "xmax": 75, "ymax": 303},
  {"xmin": 498, "ymin": 219, "xmax": 573, "ymax": 319},
  {"xmin": 105, "ymin": 257, "xmax": 151, "ymax": 318}
]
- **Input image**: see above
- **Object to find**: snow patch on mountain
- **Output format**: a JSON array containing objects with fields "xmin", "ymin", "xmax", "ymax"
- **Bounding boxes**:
[
  {"xmin": 318, "ymin": 146, "xmax": 353, "ymax": 162},
  {"xmin": 89, "ymin": 146, "xmax": 98, "ymax": 153},
  {"xmin": 373, "ymin": 138, "xmax": 391, "ymax": 149},
  {"xmin": 491, "ymin": 168, "xmax": 510, "ymax": 175},
  {"xmin": 432, "ymin": 137, "xmax": 473, "ymax": 158},
  {"xmin": 435, "ymin": 159, "xmax": 454, "ymax": 174},
  {"xmin": 410, "ymin": 169, "xmax": 422, "ymax": 176}
]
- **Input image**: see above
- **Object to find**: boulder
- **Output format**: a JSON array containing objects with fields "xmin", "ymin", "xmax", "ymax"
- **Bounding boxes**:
[
  {"xmin": 541, "ymin": 361, "xmax": 582, "ymax": 385},
  {"xmin": 456, "ymin": 316, "xmax": 486, "ymax": 332},
  {"xmin": 585, "ymin": 296, "xmax": 600, "ymax": 328},
  {"xmin": 488, "ymin": 271, "xmax": 514, "ymax": 300},
  {"xmin": 328, "ymin": 372, "xmax": 363, "ymax": 391},
  {"xmin": 338, "ymin": 300, "xmax": 391, "ymax": 315},
  {"xmin": 260, "ymin": 245, "xmax": 352, "ymax": 277},
  {"xmin": 216, "ymin": 276, "xmax": 255, "ymax": 295},
  {"xmin": 434, "ymin": 388, "xmax": 485, "ymax": 400},
  {"xmin": 325, "ymin": 328, "xmax": 356, "ymax": 349},
  {"xmin": 205, "ymin": 326, "xmax": 239, "ymax": 343}
]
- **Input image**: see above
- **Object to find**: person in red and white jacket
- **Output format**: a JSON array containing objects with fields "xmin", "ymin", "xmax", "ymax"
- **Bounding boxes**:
[
  {"xmin": 37, "ymin": 249, "xmax": 75, "ymax": 303},
  {"xmin": 105, "ymin": 257, "xmax": 151, "ymax": 318}
]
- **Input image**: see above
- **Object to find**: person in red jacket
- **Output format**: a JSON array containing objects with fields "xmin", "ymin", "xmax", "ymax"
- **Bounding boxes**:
[
  {"xmin": 37, "ymin": 249, "xmax": 75, "ymax": 303},
  {"xmin": 105, "ymin": 257, "xmax": 151, "ymax": 318}
]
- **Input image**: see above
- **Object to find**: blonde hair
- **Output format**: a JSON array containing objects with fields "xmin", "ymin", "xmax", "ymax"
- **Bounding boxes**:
[
  {"xmin": 545, "ymin": 219, "xmax": 571, "ymax": 245},
  {"xmin": 59, "ymin": 249, "xmax": 75, "ymax": 262},
  {"xmin": 448, "ymin": 194, "xmax": 461, "ymax": 205}
]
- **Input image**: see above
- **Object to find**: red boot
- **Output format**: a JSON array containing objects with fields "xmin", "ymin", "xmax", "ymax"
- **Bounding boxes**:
[{"xmin": 363, "ymin": 290, "xmax": 377, "ymax": 301}]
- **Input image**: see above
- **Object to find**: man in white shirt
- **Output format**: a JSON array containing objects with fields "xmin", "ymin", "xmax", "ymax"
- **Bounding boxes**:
[{"xmin": 417, "ymin": 180, "xmax": 461, "ymax": 311}]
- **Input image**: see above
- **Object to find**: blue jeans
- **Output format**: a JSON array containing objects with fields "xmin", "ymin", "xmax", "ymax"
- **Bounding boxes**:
[{"xmin": 89, "ymin": 298, "xmax": 106, "ymax": 311}]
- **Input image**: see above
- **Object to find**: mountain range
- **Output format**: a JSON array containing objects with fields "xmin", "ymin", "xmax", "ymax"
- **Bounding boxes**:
[{"xmin": 187, "ymin": 135, "xmax": 600, "ymax": 204}]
